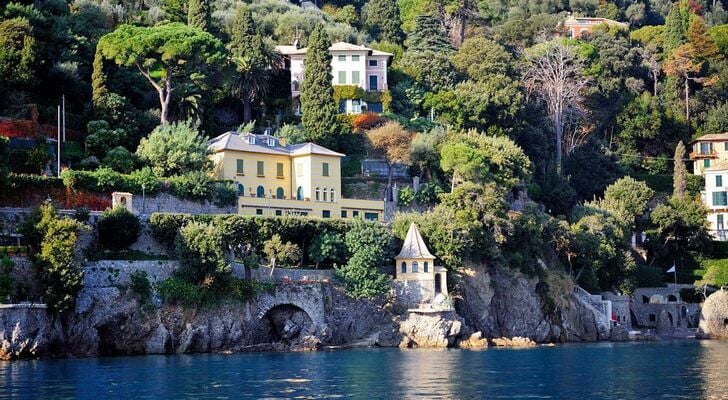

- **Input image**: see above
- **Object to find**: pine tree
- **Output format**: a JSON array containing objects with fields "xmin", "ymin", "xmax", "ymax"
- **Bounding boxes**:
[
  {"xmin": 300, "ymin": 24, "xmax": 340, "ymax": 146},
  {"xmin": 687, "ymin": 17, "xmax": 721, "ymax": 60},
  {"xmin": 187, "ymin": 0, "xmax": 210, "ymax": 31},
  {"xmin": 673, "ymin": 141, "xmax": 687, "ymax": 200},
  {"xmin": 366, "ymin": 0, "xmax": 405, "ymax": 45},
  {"xmin": 404, "ymin": 14, "xmax": 453, "ymax": 52}
]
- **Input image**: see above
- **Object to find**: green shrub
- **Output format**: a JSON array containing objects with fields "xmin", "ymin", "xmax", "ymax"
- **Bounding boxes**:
[
  {"xmin": 9, "ymin": 173, "xmax": 63, "ymax": 190},
  {"xmin": 98, "ymin": 207, "xmax": 141, "ymax": 251},
  {"xmin": 149, "ymin": 213, "xmax": 198, "ymax": 249},
  {"xmin": 414, "ymin": 182, "xmax": 444, "ymax": 204},
  {"xmin": 213, "ymin": 181, "xmax": 237, "ymax": 207},
  {"xmin": 60, "ymin": 168, "xmax": 160, "ymax": 194},
  {"xmin": 130, "ymin": 270, "xmax": 152, "ymax": 305},
  {"xmin": 175, "ymin": 221, "xmax": 230, "ymax": 284},
  {"xmin": 232, "ymin": 278, "xmax": 276, "ymax": 301},
  {"xmin": 156, "ymin": 276, "xmax": 202, "ymax": 306},
  {"xmin": 397, "ymin": 186, "xmax": 415, "ymax": 206},
  {"xmin": 102, "ymin": 146, "xmax": 137, "ymax": 173},
  {"xmin": 169, "ymin": 171, "xmax": 214, "ymax": 201}
]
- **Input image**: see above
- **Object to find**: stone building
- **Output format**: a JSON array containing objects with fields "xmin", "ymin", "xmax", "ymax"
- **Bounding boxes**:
[
  {"xmin": 631, "ymin": 284, "xmax": 702, "ymax": 331},
  {"xmin": 393, "ymin": 223, "xmax": 448, "ymax": 308}
]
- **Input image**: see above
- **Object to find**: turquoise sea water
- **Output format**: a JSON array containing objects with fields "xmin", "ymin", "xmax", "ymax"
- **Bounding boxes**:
[{"xmin": 1, "ymin": 340, "xmax": 727, "ymax": 399}]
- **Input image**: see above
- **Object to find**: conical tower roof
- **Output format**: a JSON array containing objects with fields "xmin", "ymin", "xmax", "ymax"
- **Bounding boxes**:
[{"xmin": 396, "ymin": 223, "xmax": 435, "ymax": 259}]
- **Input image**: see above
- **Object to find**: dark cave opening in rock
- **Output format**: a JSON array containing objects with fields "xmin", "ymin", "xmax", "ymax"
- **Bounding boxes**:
[{"xmin": 255, "ymin": 304, "xmax": 315, "ymax": 344}]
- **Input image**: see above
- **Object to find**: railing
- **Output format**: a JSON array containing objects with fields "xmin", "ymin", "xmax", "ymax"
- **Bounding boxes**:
[
  {"xmin": 573, "ymin": 286, "xmax": 609, "ymax": 321},
  {"xmin": 689, "ymin": 150, "xmax": 718, "ymax": 159}
]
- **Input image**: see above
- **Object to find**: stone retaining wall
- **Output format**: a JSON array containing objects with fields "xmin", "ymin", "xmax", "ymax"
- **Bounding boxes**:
[
  {"xmin": 84, "ymin": 260, "xmax": 179, "ymax": 288},
  {"xmin": 133, "ymin": 193, "xmax": 235, "ymax": 216},
  {"xmin": 251, "ymin": 267, "xmax": 333, "ymax": 282}
]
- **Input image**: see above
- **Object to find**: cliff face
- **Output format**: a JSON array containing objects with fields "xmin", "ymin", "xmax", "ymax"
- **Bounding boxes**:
[
  {"xmin": 456, "ymin": 262, "xmax": 602, "ymax": 343},
  {"xmin": 0, "ymin": 261, "xmax": 605, "ymax": 360}
]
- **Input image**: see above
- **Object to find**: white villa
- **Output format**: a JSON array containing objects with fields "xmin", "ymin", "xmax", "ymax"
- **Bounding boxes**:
[
  {"xmin": 275, "ymin": 41, "xmax": 392, "ymax": 114},
  {"xmin": 692, "ymin": 133, "xmax": 728, "ymax": 240},
  {"xmin": 393, "ymin": 223, "xmax": 449, "ymax": 308}
]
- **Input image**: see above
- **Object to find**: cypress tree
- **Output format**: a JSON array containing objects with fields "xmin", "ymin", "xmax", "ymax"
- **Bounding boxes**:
[
  {"xmin": 300, "ymin": 24, "xmax": 340, "ymax": 146},
  {"xmin": 229, "ymin": 5, "xmax": 256, "ymax": 54},
  {"xmin": 664, "ymin": 0, "xmax": 695, "ymax": 54},
  {"xmin": 187, "ymin": 0, "xmax": 210, "ymax": 31},
  {"xmin": 91, "ymin": 47, "xmax": 108, "ymax": 107},
  {"xmin": 673, "ymin": 141, "xmax": 687, "ymax": 200},
  {"xmin": 404, "ymin": 14, "xmax": 452, "ymax": 52},
  {"xmin": 366, "ymin": 0, "xmax": 405, "ymax": 45}
]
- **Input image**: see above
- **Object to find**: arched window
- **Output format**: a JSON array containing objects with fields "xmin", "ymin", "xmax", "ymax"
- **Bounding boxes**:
[
  {"xmin": 297, "ymin": 186, "xmax": 304, "ymax": 200},
  {"xmin": 237, "ymin": 183, "xmax": 244, "ymax": 195},
  {"xmin": 315, "ymin": 187, "xmax": 320, "ymax": 201},
  {"xmin": 256, "ymin": 185, "xmax": 265, "ymax": 198},
  {"xmin": 667, "ymin": 295, "xmax": 678, "ymax": 303},
  {"xmin": 330, "ymin": 188, "xmax": 335, "ymax": 202},
  {"xmin": 400, "ymin": 262, "xmax": 406, "ymax": 273},
  {"xmin": 323, "ymin": 188, "xmax": 327, "ymax": 202},
  {"xmin": 276, "ymin": 187, "xmax": 284, "ymax": 199},
  {"xmin": 423, "ymin": 262, "xmax": 429, "ymax": 273},
  {"xmin": 412, "ymin": 261, "xmax": 419, "ymax": 273}
]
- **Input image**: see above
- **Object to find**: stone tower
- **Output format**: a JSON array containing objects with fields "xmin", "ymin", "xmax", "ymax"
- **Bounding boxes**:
[{"xmin": 394, "ymin": 223, "xmax": 448, "ymax": 305}]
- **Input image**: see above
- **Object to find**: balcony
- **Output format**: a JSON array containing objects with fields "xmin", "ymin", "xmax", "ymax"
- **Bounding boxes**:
[{"xmin": 690, "ymin": 150, "xmax": 718, "ymax": 160}]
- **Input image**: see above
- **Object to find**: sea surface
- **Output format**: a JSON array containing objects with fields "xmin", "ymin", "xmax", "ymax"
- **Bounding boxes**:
[{"xmin": 1, "ymin": 340, "xmax": 727, "ymax": 399}]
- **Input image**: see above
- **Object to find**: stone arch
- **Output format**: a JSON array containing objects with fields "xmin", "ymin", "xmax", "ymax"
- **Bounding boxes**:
[
  {"xmin": 257, "ymin": 304, "xmax": 315, "ymax": 343},
  {"xmin": 667, "ymin": 294, "xmax": 678, "ymax": 303}
]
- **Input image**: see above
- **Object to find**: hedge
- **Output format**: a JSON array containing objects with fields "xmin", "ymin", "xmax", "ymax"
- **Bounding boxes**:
[
  {"xmin": 148, "ymin": 213, "xmax": 349, "ymax": 265},
  {"xmin": 61, "ymin": 168, "xmax": 161, "ymax": 194},
  {"xmin": 9, "ymin": 174, "xmax": 63, "ymax": 190}
]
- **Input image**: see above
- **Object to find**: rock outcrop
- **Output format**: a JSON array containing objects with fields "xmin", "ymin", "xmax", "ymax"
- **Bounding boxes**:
[
  {"xmin": 699, "ymin": 289, "xmax": 728, "ymax": 339},
  {"xmin": 0, "ymin": 306, "xmax": 55, "ymax": 360},
  {"xmin": 397, "ymin": 311, "xmax": 462, "ymax": 348},
  {"xmin": 457, "ymin": 262, "xmax": 603, "ymax": 343},
  {"xmin": 492, "ymin": 336, "xmax": 537, "ymax": 348}
]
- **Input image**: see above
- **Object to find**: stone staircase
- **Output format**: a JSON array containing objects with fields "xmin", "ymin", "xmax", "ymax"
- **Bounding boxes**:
[{"xmin": 573, "ymin": 286, "xmax": 612, "ymax": 338}]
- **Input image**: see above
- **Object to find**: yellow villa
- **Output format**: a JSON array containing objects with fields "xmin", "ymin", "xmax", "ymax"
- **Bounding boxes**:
[{"xmin": 208, "ymin": 131, "xmax": 384, "ymax": 220}]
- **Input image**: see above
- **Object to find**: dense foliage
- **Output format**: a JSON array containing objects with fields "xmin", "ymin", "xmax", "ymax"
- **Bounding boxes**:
[{"xmin": 97, "ymin": 206, "xmax": 141, "ymax": 251}]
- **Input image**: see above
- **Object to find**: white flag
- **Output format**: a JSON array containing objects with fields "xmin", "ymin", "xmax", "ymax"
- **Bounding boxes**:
[{"xmin": 666, "ymin": 265, "xmax": 676, "ymax": 273}]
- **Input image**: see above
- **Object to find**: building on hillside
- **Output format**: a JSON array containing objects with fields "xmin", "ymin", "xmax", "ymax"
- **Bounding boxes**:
[
  {"xmin": 558, "ymin": 15, "xmax": 628, "ymax": 39},
  {"xmin": 208, "ymin": 131, "xmax": 384, "ymax": 220},
  {"xmin": 690, "ymin": 133, "xmax": 728, "ymax": 240},
  {"xmin": 275, "ymin": 42, "xmax": 393, "ymax": 115},
  {"xmin": 690, "ymin": 132, "xmax": 728, "ymax": 176},
  {"xmin": 393, "ymin": 223, "xmax": 449, "ymax": 308},
  {"xmin": 631, "ymin": 284, "xmax": 702, "ymax": 331}
]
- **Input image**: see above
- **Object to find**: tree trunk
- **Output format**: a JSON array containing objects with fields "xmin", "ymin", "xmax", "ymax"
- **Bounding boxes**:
[
  {"xmin": 159, "ymin": 91, "xmax": 169, "ymax": 125},
  {"xmin": 684, "ymin": 77, "xmax": 690, "ymax": 123},
  {"xmin": 243, "ymin": 97, "xmax": 253, "ymax": 123},
  {"xmin": 554, "ymin": 115, "xmax": 563, "ymax": 175},
  {"xmin": 653, "ymin": 70, "xmax": 658, "ymax": 97}
]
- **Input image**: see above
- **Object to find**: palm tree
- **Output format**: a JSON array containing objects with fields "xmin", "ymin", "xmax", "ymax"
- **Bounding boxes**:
[{"xmin": 231, "ymin": 41, "xmax": 279, "ymax": 123}]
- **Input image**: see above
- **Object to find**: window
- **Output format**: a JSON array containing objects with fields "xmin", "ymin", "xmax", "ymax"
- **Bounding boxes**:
[
  {"xmin": 352, "ymin": 99, "xmax": 361, "ymax": 114},
  {"xmin": 330, "ymin": 189, "xmax": 335, "ymax": 202},
  {"xmin": 316, "ymin": 187, "xmax": 320, "ymax": 201},
  {"xmin": 297, "ymin": 186, "xmax": 304, "ymax": 200},
  {"xmin": 649, "ymin": 314, "xmax": 656, "ymax": 322},
  {"xmin": 724, "ymin": 142, "xmax": 728, "ymax": 151},
  {"xmin": 369, "ymin": 75, "xmax": 378, "ymax": 91},
  {"xmin": 412, "ymin": 261, "xmax": 419, "ymax": 273},
  {"xmin": 322, "ymin": 210, "xmax": 331, "ymax": 218},
  {"xmin": 338, "ymin": 71, "xmax": 346, "ymax": 84},
  {"xmin": 256, "ymin": 186, "xmax": 265, "ymax": 198},
  {"xmin": 275, "ymin": 210, "xmax": 282, "ymax": 216},
  {"xmin": 338, "ymin": 55, "xmax": 346, "ymax": 62},
  {"xmin": 257, "ymin": 161, "xmax": 264, "ymax": 177},
  {"xmin": 701, "ymin": 142, "xmax": 712, "ymax": 154},
  {"xmin": 276, "ymin": 187, "xmax": 284, "ymax": 199},
  {"xmin": 705, "ymin": 159, "xmax": 711, "ymax": 168},
  {"xmin": 369, "ymin": 59, "xmax": 378, "ymax": 67},
  {"xmin": 323, "ymin": 188, "xmax": 328, "ymax": 202},
  {"xmin": 237, "ymin": 183, "xmax": 244, "ymax": 195},
  {"xmin": 352, "ymin": 55, "xmax": 360, "ymax": 62},
  {"xmin": 277, "ymin": 163, "xmax": 284, "ymax": 178},
  {"xmin": 352, "ymin": 71, "xmax": 360, "ymax": 84},
  {"xmin": 341, "ymin": 210, "xmax": 347, "ymax": 218},
  {"xmin": 718, "ymin": 214, "xmax": 725, "ymax": 230},
  {"xmin": 353, "ymin": 211, "xmax": 359, "ymax": 217},
  {"xmin": 718, "ymin": 175, "xmax": 723, "ymax": 187},
  {"xmin": 236, "ymin": 159, "xmax": 244, "ymax": 175},
  {"xmin": 401, "ymin": 261, "xmax": 406, "ymax": 273},
  {"xmin": 713, "ymin": 191, "xmax": 728, "ymax": 206},
  {"xmin": 323, "ymin": 163, "xmax": 329, "ymax": 177},
  {"xmin": 423, "ymin": 261, "xmax": 429, "ymax": 273},
  {"xmin": 256, "ymin": 209, "xmax": 263, "ymax": 215},
  {"xmin": 267, "ymin": 138, "xmax": 275, "ymax": 147},
  {"xmin": 364, "ymin": 212, "xmax": 378, "ymax": 221},
  {"xmin": 246, "ymin": 136, "xmax": 255, "ymax": 144}
]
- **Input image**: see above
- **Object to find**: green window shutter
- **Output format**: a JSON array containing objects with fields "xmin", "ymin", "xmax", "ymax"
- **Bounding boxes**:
[
  {"xmin": 338, "ymin": 55, "xmax": 346, "ymax": 62},
  {"xmin": 724, "ymin": 142, "xmax": 728, "ymax": 151},
  {"xmin": 705, "ymin": 159, "xmax": 711, "ymax": 168},
  {"xmin": 713, "ymin": 192, "xmax": 728, "ymax": 206},
  {"xmin": 352, "ymin": 71, "xmax": 360, "ymax": 85},
  {"xmin": 352, "ymin": 55, "xmax": 360, "ymax": 62},
  {"xmin": 338, "ymin": 71, "xmax": 346, "ymax": 84},
  {"xmin": 323, "ymin": 162, "xmax": 329, "ymax": 177},
  {"xmin": 257, "ymin": 161, "xmax": 264, "ymax": 176},
  {"xmin": 718, "ymin": 175, "xmax": 723, "ymax": 187},
  {"xmin": 236, "ymin": 159, "xmax": 244, "ymax": 174},
  {"xmin": 277, "ymin": 163, "xmax": 284, "ymax": 178}
]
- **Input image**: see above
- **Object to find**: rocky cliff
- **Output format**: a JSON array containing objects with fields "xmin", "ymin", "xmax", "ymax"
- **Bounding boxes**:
[
  {"xmin": 699, "ymin": 289, "xmax": 728, "ymax": 339},
  {"xmin": 0, "ymin": 260, "xmax": 606, "ymax": 360}
]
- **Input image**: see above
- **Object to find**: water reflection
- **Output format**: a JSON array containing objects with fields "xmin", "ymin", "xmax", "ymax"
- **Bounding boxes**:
[
  {"xmin": 393, "ymin": 349, "xmax": 458, "ymax": 398},
  {"xmin": 700, "ymin": 341, "xmax": 728, "ymax": 400}
]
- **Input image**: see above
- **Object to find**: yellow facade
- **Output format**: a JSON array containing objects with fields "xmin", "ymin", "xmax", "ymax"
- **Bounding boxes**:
[
  {"xmin": 209, "ymin": 132, "xmax": 384, "ymax": 220},
  {"xmin": 691, "ymin": 133, "xmax": 728, "ymax": 176}
]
